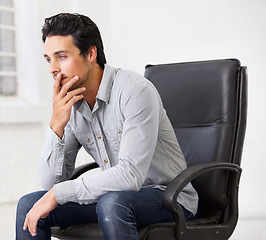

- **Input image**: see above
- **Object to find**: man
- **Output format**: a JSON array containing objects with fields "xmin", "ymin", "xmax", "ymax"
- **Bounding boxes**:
[{"xmin": 16, "ymin": 13, "xmax": 198, "ymax": 240}]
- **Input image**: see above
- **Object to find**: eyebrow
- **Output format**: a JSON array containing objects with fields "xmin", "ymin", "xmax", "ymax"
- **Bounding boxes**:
[{"xmin": 44, "ymin": 50, "xmax": 68, "ymax": 58}]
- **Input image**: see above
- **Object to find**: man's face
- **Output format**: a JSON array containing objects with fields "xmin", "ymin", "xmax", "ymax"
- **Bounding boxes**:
[{"xmin": 44, "ymin": 35, "xmax": 91, "ymax": 91}]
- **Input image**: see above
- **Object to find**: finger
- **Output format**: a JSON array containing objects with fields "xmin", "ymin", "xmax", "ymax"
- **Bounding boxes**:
[
  {"xmin": 28, "ymin": 217, "xmax": 37, "ymax": 237},
  {"xmin": 31, "ymin": 226, "xmax": 37, "ymax": 237},
  {"xmin": 65, "ymin": 87, "xmax": 86, "ymax": 102},
  {"xmin": 53, "ymin": 73, "xmax": 61, "ymax": 95},
  {"xmin": 60, "ymin": 75, "xmax": 79, "ymax": 95},
  {"xmin": 23, "ymin": 214, "xmax": 36, "ymax": 237},
  {"xmin": 23, "ymin": 215, "xmax": 28, "ymax": 231},
  {"xmin": 66, "ymin": 94, "xmax": 84, "ymax": 108}
]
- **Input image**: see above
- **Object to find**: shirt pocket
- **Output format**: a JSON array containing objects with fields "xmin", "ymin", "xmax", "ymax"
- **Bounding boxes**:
[
  {"xmin": 76, "ymin": 131, "xmax": 95, "ymax": 152},
  {"xmin": 104, "ymin": 128, "xmax": 123, "ymax": 152}
]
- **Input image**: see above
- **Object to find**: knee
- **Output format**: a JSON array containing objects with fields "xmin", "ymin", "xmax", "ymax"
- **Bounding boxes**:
[
  {"xmin": 17, "ymin": 194, "xmax": 33, "ymax": 217},
  {"xmin": 17, "ymin": 191, "xmax": 46, "ymax": 218},
  {"xmin": 97, "ymin": 191, "xmax": 132, "ymax": 220},
  {"xmin": 97, "ymin": 192, "xmax": 120, "ymax": 214}
]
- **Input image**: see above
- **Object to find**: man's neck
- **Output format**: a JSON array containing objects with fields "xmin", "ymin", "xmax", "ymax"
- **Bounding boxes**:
[{"xmin": 83, "ymin": 64, "xmax": 104, "ymax": 109}]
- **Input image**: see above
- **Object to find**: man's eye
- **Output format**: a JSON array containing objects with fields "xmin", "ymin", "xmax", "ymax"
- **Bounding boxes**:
[
  {"xmin": 46, "ymin": 58, "xmax": 51, "ymax": 63},
  {"xmin": 59, "ymin": 55, "xmax": 66, "ymax": 60}
]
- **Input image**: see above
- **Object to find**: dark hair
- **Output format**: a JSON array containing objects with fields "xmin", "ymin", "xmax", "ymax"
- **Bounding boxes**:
[{"xmin": 42, "ymin": 13, "xmax": 106, "ymax": 68}]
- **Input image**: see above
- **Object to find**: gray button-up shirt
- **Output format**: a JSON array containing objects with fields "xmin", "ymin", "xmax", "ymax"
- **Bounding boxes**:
[{"xmin": 38, "ymin": 65, "xmax": 198, "ymax": 215}]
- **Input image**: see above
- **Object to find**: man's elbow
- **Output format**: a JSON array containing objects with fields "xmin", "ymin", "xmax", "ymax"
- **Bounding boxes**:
[
  {"xmin": 38, "ymin": 167, "xmax": 56, "ymax": 190},
  {"xmin": 39, "ymin": 178, "xmax": 54, "ymax": 190}
]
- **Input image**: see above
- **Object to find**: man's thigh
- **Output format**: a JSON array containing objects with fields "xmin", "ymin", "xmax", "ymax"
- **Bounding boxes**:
[
  {"xmin": 47, "ymin": 199, "xmax": 98, "ymax": 228},
  {"xmin": 124, "ymin": 188, "xmax": 174, "ymax": 227},
  {"xmin": 97, "ymin": 188, "xmax": 174, "ymax": 228},
  {"xmin": 18, "ymin": 190, "xmax": 98, "ymax": 229}
]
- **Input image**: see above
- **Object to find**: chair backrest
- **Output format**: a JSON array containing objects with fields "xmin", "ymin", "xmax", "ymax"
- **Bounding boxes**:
[{"xmin": 144, "ymin": 59, "xmax": 247, "ymax": 219}]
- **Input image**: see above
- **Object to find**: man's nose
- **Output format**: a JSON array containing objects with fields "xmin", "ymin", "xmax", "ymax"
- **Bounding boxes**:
[{"xmin": 49, "ymin": 60, "xmax": 60, "ymax": 76}]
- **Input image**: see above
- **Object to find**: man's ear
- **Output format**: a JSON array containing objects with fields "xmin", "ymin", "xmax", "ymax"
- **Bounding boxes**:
[{"xmin": 87, "ymin": 46, "xmax": 97, "ymax": 63}]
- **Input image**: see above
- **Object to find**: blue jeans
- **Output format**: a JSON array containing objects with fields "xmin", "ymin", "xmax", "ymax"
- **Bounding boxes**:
[{"xmin": 16, "ymin": 188, "xmax": 192, "ymax": 240}]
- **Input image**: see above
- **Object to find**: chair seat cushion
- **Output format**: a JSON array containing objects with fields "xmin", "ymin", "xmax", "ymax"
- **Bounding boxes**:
[
  {"xmin": 51, "ymin": 222, "xmax": 176, "ymax": 240},
  {"xmin": 138, "ymin": 222, "xmax": 176, "ymax": 240},
  {"xmin": 51, "ymin": 223, "xmax": 103, "ymax": 240}
]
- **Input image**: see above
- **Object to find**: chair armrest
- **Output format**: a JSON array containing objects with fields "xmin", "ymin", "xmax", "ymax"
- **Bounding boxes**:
[
  {"xmin": 70, "ymin": 162, "xmax": 99, "ymax": 180},
  {"xmin": 162, "ymin": 162, "xmax": 242, "ymax": 214}
]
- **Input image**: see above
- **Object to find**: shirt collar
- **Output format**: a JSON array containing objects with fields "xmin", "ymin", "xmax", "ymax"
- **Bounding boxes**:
[
  {"xmin": 96, "ymin": 64, "xmax": 116, "ymax": 104},
  {"xmin": 73, "ymin": 64, "xmax": 116, "ymax": 112}
]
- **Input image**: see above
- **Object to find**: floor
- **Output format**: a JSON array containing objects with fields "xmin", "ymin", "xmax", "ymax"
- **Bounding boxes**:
[{"xmin": 2, "ymin": 203, "xmax": 266, "ymax": 239}]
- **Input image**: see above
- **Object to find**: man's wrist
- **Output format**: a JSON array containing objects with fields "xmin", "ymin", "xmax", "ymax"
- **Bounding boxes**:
[
  {"xmin": 50, "ymin": 121, "xmax": 64, "ymax": 139},
  {"xmin": 47, "ymin": 187, "xmax": 58, "ymax": 207}
]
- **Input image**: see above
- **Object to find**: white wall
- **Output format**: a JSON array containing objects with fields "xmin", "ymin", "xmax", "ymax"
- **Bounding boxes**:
[
  {"xmin": 107, "ymin": 1, "xmax": 266, "ymax": 239},
  {"xmin": 108, "ymin": 0, "xmax": 266, "ymax": 215},
  {"xmin": 0, "ymin": 0, "xmax": 265, "ymax": 239}
]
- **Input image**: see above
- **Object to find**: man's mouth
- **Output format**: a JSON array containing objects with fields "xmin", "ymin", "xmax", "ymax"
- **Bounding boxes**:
[
  {"xmin": 53, "ymin": 73, "xmax": 67, "ymax": 80},
  {"xmin": 61, "ymin": 76, "xmax": 67, "ymax": 81},
  {"xmin": 60, "ymin": 77, "xmax": 68, "ymax": 88},
  {"xmin": 56, "ymin": 75, "xmax": 68, "ymax": 84}
]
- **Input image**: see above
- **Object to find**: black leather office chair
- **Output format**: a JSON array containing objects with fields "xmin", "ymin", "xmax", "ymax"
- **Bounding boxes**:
[{"xmin": 52, "ymin": 59, "xmax": 247, "ymax": 240}]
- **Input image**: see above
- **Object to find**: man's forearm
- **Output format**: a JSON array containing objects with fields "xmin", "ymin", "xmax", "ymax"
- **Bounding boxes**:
[
  {"xmin": 50, "ymin": 121, "xmax": 65, "ymax": 139},
  {"xmin": 38, "ymin": 127, "xmax": 65, "ymax": 189}
]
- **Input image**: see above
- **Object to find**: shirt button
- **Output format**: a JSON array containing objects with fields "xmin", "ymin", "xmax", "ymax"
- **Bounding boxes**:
[
  {"xmin": 104, "ymin": 159, "xmax": 108, "ymax": 163},
  {"xmin": 87, "ymin": 138, "xmax": 91, "ymax": 143},
  {"xmin": 118, "ymin": 130, "xmax": 122, "ymax": 134},
  {"xmin": 98, "ymin": 136, "xmax": 101, "ymax": 139}
]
